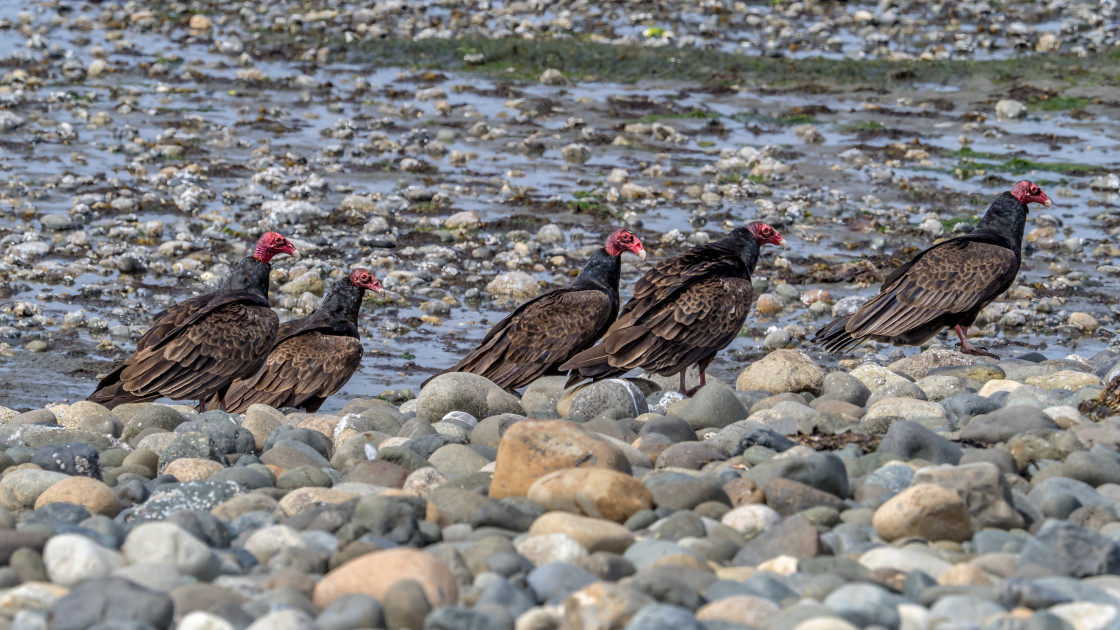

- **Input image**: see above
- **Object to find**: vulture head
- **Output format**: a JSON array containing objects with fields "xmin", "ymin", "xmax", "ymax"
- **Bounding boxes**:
[
  {"xmin": 746, "ymin": 222, "xmax": 787, "ymax": 248},
  {"xmin": 254, "ymin": 232, "xmax": 299, "ymax": 263},
  {"xmin": 349, "ymin": 268, "xmax": 383, "ymax": 292},
  {"xmin": 1011, "ymin": 180, "xmax": 1052, "ymax": 208},
  {"xmin": 605, "ymin": 228, "xmax": 647, "ymax": 260}
]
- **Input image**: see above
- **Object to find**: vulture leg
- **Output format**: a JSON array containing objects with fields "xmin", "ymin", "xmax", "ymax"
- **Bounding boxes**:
[
  {"xmin": 679, "ymin": 370, "xmax": 694, "ymax": 396},
  {"xmin": 681, "ymin": 354, "xmax": 716, "ymax": 397},
  {"xmin": 954, "ymin": 324, "xmax": 998, "ymax": 359}
]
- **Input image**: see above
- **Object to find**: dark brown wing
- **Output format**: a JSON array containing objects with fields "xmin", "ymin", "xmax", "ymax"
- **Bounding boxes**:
[
  {"xmin": 428, "ymin": 288, "xmax": 614, "ymax": 391},
  {"xmin": 844, "ymin": 239, "xmax": 1019, "ymax": 339},
  {"xmin": 563, "ymin": 276, "xmax": 754, "ymax": 379},
  {"xmin": 91, "ymin": 302, "xmax": 278, "ymax": 406},
  {"xmin": 621, "ymin": 250, "xmax": 743, "ymax": 319},
  {"xmin": 221, "ymin": 332, "xmax": 364, "ymax": 413}
]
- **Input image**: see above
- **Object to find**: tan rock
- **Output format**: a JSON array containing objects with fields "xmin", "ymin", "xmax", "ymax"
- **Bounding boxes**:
[
  {"xmin": 1025, "ymin": 370, "xmax": 1102, "ymax": 392},
  {"xmin": 562, "ymin": 582, "xmax": 652, "ymax": 630},
  {"xmin": 297, "ymin": 414, "xmax": 340, "ymax": 441},
  {"xmin": 872, "ymin": 484, "xmax": 971, "ymax": 543},
  {"xmin": 211, "ymin": 493, "xmax": 280, "ymax": 521},
  {"xmin": 938, "ymin": 562, "xmax": 993, "ymax": 586},
  {"xmin": 735, "ymin": 349, "xmax": 825, "ymax": 395},
  {"xmin": 978, "ymin": 379, "xmax": 1022, "ymax": 397},
  {"xmin": 163, "ymin": 458, "xmax": 223, "ymax": 482},
  {"xmin": 188, "ymin": 14, "xmax": 213, "ymax": 30},
  {"xmin": 755, "ymin": 294, "xmax": 784, "ymax": 315},
  {"xmin": 697, "ymin": 595, "xmax": 781, "ymax": 627},
  {"xmin": 277, "ymin": 487, "xmax": 358, "ymax": 516},
  {"xmin": 526, "ymin": 468, "xmax": 651, "ymax": 522},
  {"xmin": 34, "ymin": 476, "xmax": 120, "ymax": 517},
  {"xmin": 529, "ymin": 512, "xmax": 634, "ymax": 554},
  {"xmin": 242, "ymin": 404, "xmax": 285, "ymax": 451},
  {"xmin": 0, "ymin": 470, "xmax": 69, "ymax": 508},
  {"xmin": 491, "ymin": 419, "xmax": 631, "ymax": 500},
  {"xmin": 0, "ymin": 582, "xmax": 68, "ymax": 614},
  {"xmin": 312, "ymin": 548, "xmax": 457, "ymax": 609}
]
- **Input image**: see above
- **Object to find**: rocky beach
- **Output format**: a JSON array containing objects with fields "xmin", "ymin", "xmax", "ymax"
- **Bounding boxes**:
[{"xmin": 2, "ymin": 0, "xmax": 1120, "ymax": 629}]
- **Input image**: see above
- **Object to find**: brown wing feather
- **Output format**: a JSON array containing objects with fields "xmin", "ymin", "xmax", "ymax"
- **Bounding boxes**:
[
  {"xmin": 572, "ymin": 276, "xmax": 754, "ymax": 377},
  {"xmin": 110, "ymin": 303, "xmax": 278, "ymax": 403},
  {"xmin": 222, "ymin": 332, "xmax": 364, "ymax": 413},
  {"xmin": 845, "ymin": 240, "xmax": 1018, "ymax": 339},
  {"xmin": 435, "ymin": 289, "xmax": 614, "ymax": 390}
]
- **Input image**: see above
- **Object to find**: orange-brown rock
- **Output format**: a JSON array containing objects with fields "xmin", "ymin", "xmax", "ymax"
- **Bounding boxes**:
[
  {"xmin": 163, "ymin": 458, "xmax": 223, "ymax": 482},
  {"xmin": 490, "ymin": 419, "xmax": 631, "ymax": 499},
  {"xmin": 562, "ymin": 582, "xmax": 652, "ymax": 630},
  {"xmin": 34, "ymin": 476, "xmax": 120, "ymax": 517},
  {"xmin": 312, "ymin": 548, "xmax": 457, "ymax": 609},
  {"xmin": 526, "ymin": 468, "xmax": 651, "ymax": 523},
  {"xmin": 528, "ymin": 512, "xmax": 635, "ymax": 554}
]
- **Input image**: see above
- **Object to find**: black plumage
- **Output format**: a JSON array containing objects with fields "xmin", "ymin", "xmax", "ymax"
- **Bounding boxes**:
[
  {"xmin": 210, "ymin": 268, "xmax": 381, "ymax": 413},
  {"xmin": 814, "ymin": 180, "xmax": 1052, "ymax": 357},
  {"xmin": 561, "ymin": 222, "xmax": 786, "ymax": 395},
  {"xmin": 423, "ymin": 228, "xmax": 646, "ymax": 392},
  {"xmin": 88, "ymin": 232, "xmax": 298, "ymax": 409}
]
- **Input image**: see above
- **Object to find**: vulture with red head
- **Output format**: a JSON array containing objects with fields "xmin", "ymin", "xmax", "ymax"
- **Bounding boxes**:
[
  {"xmin": 424, "ymin": 228, "xmax": 646, "ymax": 392},
  {"xmin": 814, "ymin": 180, "xmax": 1052, "ymax": 357},
  {"xmin": 88, "ymin": 231, "xmax": 298, "ymax": 409},
  {"xmin": 561, "ymin": 222, "xmax": 787, "ymax": 395},
  {"xmin": 211, "ymin": 268, "xmax": 382, "ymax": 413}
]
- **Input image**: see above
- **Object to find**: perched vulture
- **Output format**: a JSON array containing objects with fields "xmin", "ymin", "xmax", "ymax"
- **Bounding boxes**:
[
  {"xmin": 561, "ymin": 222, "xmax": 787, "ymax": 395},
  {"xmin": 87, "ymin": 231, "xmax": 298, "ymax": 409},
  {"xmin": 424, "ymin": 228, "xmax": 646, "ymax": 392},
  {"xmin": 210, "ymin": 268, "xmax": 382, "ymax": 413},
  {"xmin": 813, "ymin": 180, "xmax": 1052, "ymax": 357}
]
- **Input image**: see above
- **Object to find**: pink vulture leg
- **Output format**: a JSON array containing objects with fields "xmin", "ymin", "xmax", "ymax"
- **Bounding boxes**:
[{"xmin": 955, "ymin": 324, "xmax": 998, "ymax": 359}]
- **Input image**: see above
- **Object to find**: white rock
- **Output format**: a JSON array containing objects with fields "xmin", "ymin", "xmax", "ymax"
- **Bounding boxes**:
[
  {"xmin": 486, "ymin": 271, "xmax": 540, "ymax": 300},
  {"xmin": 995, "ymin": 99, "xmax": 1026, "ymax": 120},
  {"xmin": 43, "ymin": 534, "xmax": 125, "ymax": 587},
  {"xmin": 721, "ymin": 504, "xmax": 782, "ymax": 533},
  {"xmin": 539, "ymin": 68, "xmax": 567, "ymax": 85}
]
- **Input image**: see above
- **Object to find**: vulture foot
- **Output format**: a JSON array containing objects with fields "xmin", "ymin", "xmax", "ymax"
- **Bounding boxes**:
[{"xmin": 955, "ymin": 325, "xmax": 998, "ymax": 358}]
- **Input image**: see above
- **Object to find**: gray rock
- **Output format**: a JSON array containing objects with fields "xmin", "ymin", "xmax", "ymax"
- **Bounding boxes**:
[
  {"xmin": 867, "ymin": 380, "xmax": 928, "ymax": 406},
  {"xmin": 417, "ymin": 373, "xmax": 525, "ymax": 423},
  {"xmin": 927, "ymin": 595, "xmax": 1007, "ymax": 624},
  {"xmin": 915, "ymin": 375, "xmax": 974, "ymax": 402},
  {"xmin": 823, "ymin": 581, "xmax": 910, "ymax": 629},
  {"xmin": 913, "ymin": 462, "xmax": 1024, "ymax": 530},
  {"xmin": 521, "ymin": 376, "xmax": 568, "ymax": 418},
  {"xmin": 746, "ymin": 451, "xmax": 850, "ymax": 498},
  {"xmin": 639, "ymin": 416, "xmax": 698, "ymax": 443},
  {"xmin": 877, "ymin": 420, "xmax": 962, "ymax": 465},
  {"xmin": 568, "ymin": 379, "xmax": 649, "ymax": 421},
  {"xmin": 889, "ymin": 348, "xmax": 986, "ymax": 380},
  {"xmin": 527, "ymin": 562, "xmax": 599, "ymax": 603},
  {"xmin": 45, "ymin": 576, "xmax": 173, "ymax": 630},
  {"xmin": 425, "ymin": 605, "xmax": 505, "ymax": 630},
  {"xmin": 623, "ymin": 604, "xmax": 702, "ymax": 630},
  {"xmin": 665, "ymin": 382, "xmax": 747, "ymax": 429},
  {"xmin": 941, "ymin": 394, "xmax": 1000, "ymax": 426},
  {"xmin": 624, "ymin": 540, "xmax": 707, "ymax": 572},
  {"xmin": 1028, "ymin": 477, "xmax": 1112, "ymax": 519},
  {"xmin": 1063, "ymin": 451, "xmax": 1120, "ymax": 487},
  {"xmin": 1014, "ymin": 521, "xmax": 1120, "ymax": 578},
  {"xmin": 732, "ymin": 515, "xmax": 819, "ymax": 566},
  {"xmin": 822, "ymin": 372, "xmax": 871, "ymax": 407},
  {"xmin": 383, "ymin": 579, "xmax": 432, "ymax": 630},
  {"xmin": 643, "ymin": 472, "xmax": 729, "ymax": 510},
  {"xmin": 121, "ymin": 522, "xmax": 221, "ymax": 580},
  {"xmin": 30, "ymin": 442, "xmax": 101, "ymax": 479},
  {"xmin": 960, "ymin": 406, "xmax": 1060, "ymax": 444}
]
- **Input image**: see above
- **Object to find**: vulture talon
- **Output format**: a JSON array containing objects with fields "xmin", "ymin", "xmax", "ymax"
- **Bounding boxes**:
[{"xmin": 958, "ymin": 342, "xmax": 999, "ymax": 359}]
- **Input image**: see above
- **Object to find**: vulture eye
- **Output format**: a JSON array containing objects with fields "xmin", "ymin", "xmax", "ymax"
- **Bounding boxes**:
[{"xmin": 1030, "ymin": 186, "xmax": 1040, "ymax": 194}]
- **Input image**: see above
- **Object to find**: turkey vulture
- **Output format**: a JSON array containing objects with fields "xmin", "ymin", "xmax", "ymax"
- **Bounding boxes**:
[
  {"xmin": 561, "ymin": 222, "xmax": 787, "ymax": 395},
  {"xmin": 423, "ymin": 228, "xmax": 646, "ymax": 392},
  {"xmin": 87, "ymin": 231, "xmax": 298, "ymax": 409},
  {"xmin": 813, "ymin": 180, "xmax": 1052, "ymax": 357},
  {"xmin": 208, "ymin": 268, "xmax": 382, "ymax": 413}
]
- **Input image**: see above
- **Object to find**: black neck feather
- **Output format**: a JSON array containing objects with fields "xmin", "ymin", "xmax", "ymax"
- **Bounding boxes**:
[
  {"xmin": 571, "ymin": 247, "xmax": 622, "ymax": 294},
  {"xmin": 974, "ymin": 191, "xmax": 1029, "ymax": 252},
  {"xmin": 222, "ymin": 257, "xmax": 272, "ymax": 302}
]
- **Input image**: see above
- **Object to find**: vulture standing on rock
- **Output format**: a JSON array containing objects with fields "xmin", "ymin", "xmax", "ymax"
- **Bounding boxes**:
[
  {"xmin": 561, "ymin": 222, "xmax": 787, "ymax": 395},
  {"xmin": 88, "ymin": 231, "xmax": 298, "ymax": 409},
  {"xmin": 813, "ymin": 180, "xmax": 1052, "ymax": 357},
  {"xmin": 209, "ymin": 268, "xmax": 382, "ymax": 413},
  {"xmin": 424, "ymin": 228, "xmax": 646, "ymax": 392}
]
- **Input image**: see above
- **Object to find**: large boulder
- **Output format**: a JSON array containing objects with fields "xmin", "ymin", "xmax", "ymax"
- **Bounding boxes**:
[
  {"xmin": 417, "ymin": 373, "xmax": 525, "ymax": 423},
  {"xmin": 736, "ymin": 350, "xmax": 826, "ymax": 395},
  {"xmin": 491, "ymin": 420, "xmax": 631, "ymax": 499}
]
